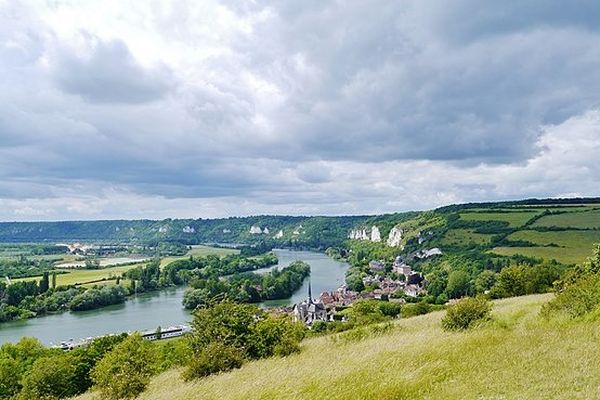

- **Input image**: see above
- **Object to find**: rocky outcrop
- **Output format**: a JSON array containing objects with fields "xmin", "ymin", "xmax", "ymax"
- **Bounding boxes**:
[
  {"xmin": 182, "ymin": 226, "xmax": 195, "ymax": 233},
  {"xmin": 387, "ymin": 227, "xmax": 404, "ymax": 247},
  {"xmin": 370, "ymin": 226, "xmax": 381, "ymax": 242},
  {"xmin": 348, "ymin": 229, "xmax": 369, "ymax": 240},
  {"xmin": 249, "ymin": 225, "xmax": 262, "ymax": 234},
  {"xmin": 274, "ymin": 230, "xmax": 284, "ymax": 239}
]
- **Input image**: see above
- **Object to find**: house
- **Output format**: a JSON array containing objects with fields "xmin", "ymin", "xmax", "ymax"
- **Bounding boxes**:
[{"xmin": 404, "ymin": 284, "xmax": 425, "ymax": 297}]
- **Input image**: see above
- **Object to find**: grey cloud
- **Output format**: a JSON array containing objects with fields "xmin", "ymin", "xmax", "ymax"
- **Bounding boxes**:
[
  {"xmin": 1, "ymin": 1, "xmax": 600, "ymax": 220},
  {"xmin": 53, "ymin": 37, "xmax": 173, "ymax": 104}
]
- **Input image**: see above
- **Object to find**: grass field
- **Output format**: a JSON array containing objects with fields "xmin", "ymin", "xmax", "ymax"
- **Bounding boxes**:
[
  {"xmin": 459, "ymin": 211, "xmax": 540, "ymax": 227},
  {"xmin": 75, "ymin": 293, "xmax": 600, "ymax": 400},
  {"xmin": 439, "ymin": 229, "xmax": 493, "ymax": 246},
  {"xmin": 509, "ymin": 229, "xmax": 600, "ymax": 249},
  {"xmin": 532, "ymin": 209, "xmax": 600, "ymax": 229},
  {"xmin": 13, "ymin": 245, "xmax": 238, "ymax": 287},
  {"xmin": 490, "ymin": 246, "xmax": 592, "ymax": 265},
  {"xmin": 159, "ymin": 245, "xmax": 239, "ymax": 267},
  {"xmin": 490, "ymin": 230, "xmax": 600, "ymax": 264},
  {"xmin": 16, "ymin": 264, "xmax": 143, "ymax": 287}
]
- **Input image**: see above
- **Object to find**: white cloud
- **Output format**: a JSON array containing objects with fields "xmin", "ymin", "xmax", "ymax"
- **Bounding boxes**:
[{"xmin": 1, "ymin": 1, "xmax": 600, "ymax": 220}]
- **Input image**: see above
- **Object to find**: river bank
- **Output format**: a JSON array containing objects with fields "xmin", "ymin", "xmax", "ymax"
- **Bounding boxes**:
[{"xmin": 0, "ymin": 249, "xmax": 349, "ymax": 345}]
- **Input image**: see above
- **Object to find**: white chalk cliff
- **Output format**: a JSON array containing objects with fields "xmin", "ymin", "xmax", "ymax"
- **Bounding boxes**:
[
  {"xmin": 387, "ymin": 226, "xmax": 404, "ymax": 247},
  {"xmin": 371, "ymin": 226, "xmax": 381, "ymax": 242}
]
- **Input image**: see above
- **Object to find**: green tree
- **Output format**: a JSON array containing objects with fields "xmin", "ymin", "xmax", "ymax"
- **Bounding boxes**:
[
  {"xmin": 474, "ymin": 270, "xmax": 496, "ymax": 294},
  {"xmin": 445, "ymin": 270, "xmax": 471, "ymax": 299},
  {"xmin": 91, "ymin": 334, "xmax": 157, "ymax": 400},
  {"xmin": 19, "ymin": 355, "xmax": 77, "ymax": 400},
  {"xmin": 39, "ymin": 272, "xmax": 49, "ymax": 293}
]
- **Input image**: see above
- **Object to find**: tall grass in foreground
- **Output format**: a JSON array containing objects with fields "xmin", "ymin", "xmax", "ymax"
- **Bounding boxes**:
[{"xmin": 75, "ymin": 293, "xmax": 600, "ymax": 400}]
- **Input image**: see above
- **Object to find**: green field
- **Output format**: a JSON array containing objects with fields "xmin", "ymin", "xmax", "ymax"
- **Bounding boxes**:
[
  {"xmin": 17, "ymin": 264, "xmax": 143, "ymax": 287},
  {"xmin": 13, "ymin": 245, "xmax": 238, "ymax": 287},
  {"xmin": 532, "ymin": 209, "xmax": 600, "ymax": 229},
  {"xmin": 489, "ymin": 227, "xmax": 600, "ymax": 265},
  {"xmin": 439, "ymin": 229, "xmax": 493, "ymax": 246},
  {"xmin": 159, "ymin": 245, "xmax": 239, "ymax": 267},
  {"xmin": 490, "ymin": 246, "xmax": 594, "ymax": 265},
  {"xmin": 509, "ymin": 230, "xmax": 600, "ymax": 249},
  {"xmin": 459, "ymin": 211, "xmax": 540, "ymax": 227},
  {"xmin": 76, "ymin": 294, "xmax": 600, "ymax": 400}
]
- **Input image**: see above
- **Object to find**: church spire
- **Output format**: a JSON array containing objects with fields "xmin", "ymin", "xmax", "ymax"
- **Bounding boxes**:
[{"xmin": 308, "ymin": 280, "xmax": 313, "ymax": 304}]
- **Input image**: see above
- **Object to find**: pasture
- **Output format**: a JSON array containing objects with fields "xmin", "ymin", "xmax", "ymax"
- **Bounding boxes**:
[
  {"xmin": 459, "ymin": 211, "xmax": 540, "ymax": 227},
  {"xmin": 532, "ymin": 208, "xmax": 600, "ymax": 229}
]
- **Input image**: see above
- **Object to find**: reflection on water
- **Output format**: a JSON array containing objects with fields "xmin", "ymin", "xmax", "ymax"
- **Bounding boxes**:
[{"xmin": 0, "ymin": 249, "xmax": 349, "ymax": 345}]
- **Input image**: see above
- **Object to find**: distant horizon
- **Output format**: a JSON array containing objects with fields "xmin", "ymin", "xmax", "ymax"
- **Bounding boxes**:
[{"xmin": 1, "ymin": 195, "xmax": 598, "ymax": 224}]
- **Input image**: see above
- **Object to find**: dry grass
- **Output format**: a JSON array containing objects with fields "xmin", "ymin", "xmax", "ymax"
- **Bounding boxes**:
[{"xmin": 74, "ymin": 293, "xmax": 600, "ymax": 400}]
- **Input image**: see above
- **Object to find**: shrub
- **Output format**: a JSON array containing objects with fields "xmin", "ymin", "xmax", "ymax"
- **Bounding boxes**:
[
  {"xmin": 91, "ymin": 334, "xmax": 157, "ymax": 400},
  {"xmin": 541, "ymin": 273, "xmax": 600, "ymax": 319},
  {"xmin": 441, "ymin": 297, "xmax": 491, "ymax": 331},
  {"xmin": 182, "ymin": 342, "xmax": 243, "ymax": 381},
  {"xmin": 402, "ymin": 302, "xmax": 431, "ymax": 318},
  {"xmin": 378, "ymin": 301, "xmax": 402, "ymax": 318}
]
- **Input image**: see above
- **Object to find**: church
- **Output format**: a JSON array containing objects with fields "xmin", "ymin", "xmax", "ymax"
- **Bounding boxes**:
[{"xmin": 292, "ymin": 282, "xmax": 328, "ymax": 325}]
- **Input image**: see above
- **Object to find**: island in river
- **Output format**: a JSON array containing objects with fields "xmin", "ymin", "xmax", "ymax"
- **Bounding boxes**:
[{"xmin": 0, "ymin": 249, "xmax": 349, "ymax": 345}]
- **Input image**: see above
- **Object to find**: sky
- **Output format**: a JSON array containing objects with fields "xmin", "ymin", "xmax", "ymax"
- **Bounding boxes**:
[{"xmin": 1, "ymin": 0, "xmax": 600, "ymax": 221}]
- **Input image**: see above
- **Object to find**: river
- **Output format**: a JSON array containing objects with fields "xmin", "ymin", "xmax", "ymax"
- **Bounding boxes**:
[{"xmin": 0, "ymin": 249, "xmax": 349, "ymax": 345}]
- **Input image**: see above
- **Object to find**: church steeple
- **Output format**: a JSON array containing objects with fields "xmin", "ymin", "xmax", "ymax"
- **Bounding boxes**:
[{"xmin": 308, "ymin": 280, "xmax": 313, "ymax": 304}]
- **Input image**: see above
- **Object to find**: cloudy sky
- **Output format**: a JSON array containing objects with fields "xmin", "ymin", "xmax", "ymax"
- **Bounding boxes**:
[{"xmin": 1, "ymin": 0, "xmax": 600, "ymax": 221}]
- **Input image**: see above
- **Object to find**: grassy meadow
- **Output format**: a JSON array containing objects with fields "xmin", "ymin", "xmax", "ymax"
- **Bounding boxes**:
[
  {"xmin": 532, "ymin": 208, "xmax": 600, "ymax": 229},
  {"xmin": 439, "ymin": 228, "xmax": 493, "ymax": 246},
  {"xmin": 459, "ymin": 210, "xmax": 540, "ymax": 227},
  {"xmin": 13, "ymin": 245, "xmax": 238, "ymax": 287},
  {"xmin": 159, "ymin": 244, "xmax": 239, "ymax": 267},
  {"xmin": 74, "ymin": 293, "xmax": 600, "ymax": 400}
]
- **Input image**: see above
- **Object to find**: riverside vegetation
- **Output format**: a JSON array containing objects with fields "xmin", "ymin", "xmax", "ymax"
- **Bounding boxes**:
[
  {"xmin": 2, "ymin": 198, "xmax": 600, "ymax": 398},
  {"xmin": 62, "ymin": 243, "xmax": 600, "ymax": 400}
]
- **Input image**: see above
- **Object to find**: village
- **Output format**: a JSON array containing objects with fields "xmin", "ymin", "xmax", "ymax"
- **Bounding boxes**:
[{"xmin": 290, "ymin": 253, "xmax": 438, "ymax": 326}]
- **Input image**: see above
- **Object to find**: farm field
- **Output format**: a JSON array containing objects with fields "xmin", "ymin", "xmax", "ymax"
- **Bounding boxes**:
[
  {"xmin": 532, "ymin": 209, "xmax": 600, "ymax": 229},
  {"xmin": 159, "ymin": 244, "xmax": 239, "ymax": 267},
  {"xmin": 75, "ymin": 293, "xmax": 600, "ymax": 400},
  {"xmin": 490, "ymin": 246, "xmax": 593, "ymax": 265},
  {"xmin": 459, "ymin": 211, "xmax": 540, "ymax": 227},
  {"xmin": 439, "ymin": 229, "xmax": 493, "ymax": 246},
  {"xmin": 16, "ymin": 263, "xmax": 144, "ymax": 287},
  {"xmin": 508, "ymin": 230, "xmax": 600, "ymax": 249}
]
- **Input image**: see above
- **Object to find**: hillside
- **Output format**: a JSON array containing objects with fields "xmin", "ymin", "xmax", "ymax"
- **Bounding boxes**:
[
  {"xmin": 2, "ymin": 198, "xmax": 600, "ymax": 267},
  {"xmin": 74, "ymin": 293, "xmax": 600, "ymax": 400}
]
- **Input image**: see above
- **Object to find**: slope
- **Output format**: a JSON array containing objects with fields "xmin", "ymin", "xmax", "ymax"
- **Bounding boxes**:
[{"xmin": 75, "ymin": 293, "xmax": 600, "ymax": 400}]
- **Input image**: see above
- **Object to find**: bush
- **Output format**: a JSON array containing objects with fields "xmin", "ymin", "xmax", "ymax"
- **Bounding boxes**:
[
  {"xmin": 378, "ymin": 301, "xmax": 402, "ymax": 318},
  {"xmin": 541, "ymin": 273, "xmax": 600, "ymax": 319},
  {"xmin": 91, "ymin": 334, "xmax": 157, "ymax": 399},
  {"xmin": 402, "ymin": 302, "xmax": 431, "ymax": 318},
  {"xmin": 182, "ymin": 342, "xmax": 243, "ymax": 381},
  {"xmin": 441, "ymin": 297, "xmax": 491, "ymax": 331}
]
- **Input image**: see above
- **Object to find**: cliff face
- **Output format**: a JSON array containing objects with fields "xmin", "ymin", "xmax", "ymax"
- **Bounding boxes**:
[
  {"xmin": 370, "ymin": 226, "xmax": 381, "ymax": 242},
  {"xmin": 387, "ymin": 226, "xmax": 404, "ymax": 247},
  {"xmin": 348, "ymin": 225, "xmax": 383, "ymax": 242}
]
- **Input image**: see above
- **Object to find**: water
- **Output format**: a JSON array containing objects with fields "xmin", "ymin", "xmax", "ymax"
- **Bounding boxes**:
[{"xmin": 0, "ymin": 249, "xmax": 349, "ymax": 345}]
